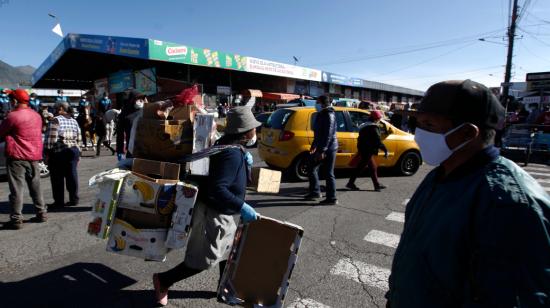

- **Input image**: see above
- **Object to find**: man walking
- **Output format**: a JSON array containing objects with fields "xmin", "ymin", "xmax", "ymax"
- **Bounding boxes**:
[
  {"xmin": 44, "ymin": 101, "xmax": 82, "ymax": 208},
  {"xmin": 0, "ymin": 89, "xmax": 47, "ymax": 229},
  {"xmin": 386, "ymin": 80, "xmax": 550, "ymax": 307},
  {"xmin": 346, "ymin": 110, "xmax": 388, "ymax": 191},
  {"xmin": 305, "ymin": 95, "xmax": 338, "ymax": 205}
]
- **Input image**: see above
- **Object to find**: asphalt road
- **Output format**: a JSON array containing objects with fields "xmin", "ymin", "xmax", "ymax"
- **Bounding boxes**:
[{"xmin": 1, "ymin": 148, "xmax": 549, "ymax": 308}]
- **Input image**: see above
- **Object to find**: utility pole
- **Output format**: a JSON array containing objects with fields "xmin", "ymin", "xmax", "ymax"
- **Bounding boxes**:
[{"xmin": 502, "ymin": 0, "xmax": 519, "ymax": 107}]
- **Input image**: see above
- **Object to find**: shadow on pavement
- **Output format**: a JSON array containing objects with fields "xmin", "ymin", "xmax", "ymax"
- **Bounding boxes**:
[
  {"xmin": 0, "ymin": 262, "xmax": 138, "ymax": 307},
  {"xmin": 111, "ymin": 290, "xmax": 217, "ymax": 308},
  {"xmin": 0, "ymin": 202, "xmax": 91, "ymax": 215}
]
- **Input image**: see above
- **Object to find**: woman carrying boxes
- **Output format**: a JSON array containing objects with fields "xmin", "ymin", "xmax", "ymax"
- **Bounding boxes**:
[{"xmin": 152, "ymin": 106, "xmax": 261, "ymax": 306}]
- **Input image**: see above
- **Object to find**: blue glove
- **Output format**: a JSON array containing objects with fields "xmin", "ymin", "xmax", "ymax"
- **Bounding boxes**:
[
  {"xmin": 240, "ymin": 202, "xmax": 258, "ymax": 223},
  {"xmin": 117, "ymin": 153, "xmax": 123, "ymax": 161},
  {"xmin": 244, "ymin": 151, "xmax": 253, "ymax": 166}
]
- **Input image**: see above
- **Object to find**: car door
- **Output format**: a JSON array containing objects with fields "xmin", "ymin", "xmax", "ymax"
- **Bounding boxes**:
[{"xmin": 348, "ymin": 110, "xmax": 397, "ymax": 167}]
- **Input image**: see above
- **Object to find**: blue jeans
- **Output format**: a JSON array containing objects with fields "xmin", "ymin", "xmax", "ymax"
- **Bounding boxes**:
[
  {"xmin": 49, "ymin": 147, "xmax": 80, "ymax": 205},
  {"xmin": 308, "ymin": 150, "xmax": 337, "ymax": 200}
]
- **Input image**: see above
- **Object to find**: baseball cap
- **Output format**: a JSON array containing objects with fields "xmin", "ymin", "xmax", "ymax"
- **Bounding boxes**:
[
  {"xmin": 370, "ymin": 110, "xmax": 383, "ymax": 121},
  {"xmin": 8, "ymin": 89, "xmax": 30, "ymax": 104},
  {"xmin": 418, "ymin": 79, "xmax": 504, "ymax": 129}
]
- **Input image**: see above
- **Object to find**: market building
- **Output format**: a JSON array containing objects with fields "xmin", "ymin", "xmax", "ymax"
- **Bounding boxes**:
[{"xmin": 32, "ymin": 34, "xmax": 424, "ymax": 107}]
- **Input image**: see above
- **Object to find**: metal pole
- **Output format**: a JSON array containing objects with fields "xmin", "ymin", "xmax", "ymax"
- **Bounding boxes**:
[{"xmin": 502, "ymin": 0, "xmax": 519, "ymax": 107}]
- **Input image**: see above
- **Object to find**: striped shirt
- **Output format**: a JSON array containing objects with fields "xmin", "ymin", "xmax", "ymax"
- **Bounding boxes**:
[{"xmin": 45, "ymin": 115, "xmax": 81, "ymax": 152}]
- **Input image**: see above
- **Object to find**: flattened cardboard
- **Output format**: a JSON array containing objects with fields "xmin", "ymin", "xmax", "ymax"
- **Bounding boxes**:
[
  {"xmin": 249, "ymin": 168, "xmax": 282, "ymax": 194},
  {"xmin": 132, "ymin": 119, "xmax": 193, "ymax": 162},
  {"xmin": 118, "ymin": 173, "xmax": 180, "ymax": 216},
  {"xmin": 106, "ymin": 218, "xmax": 168, "ymax": 262},
  {"xmin": 132, "ymin": 158, "xmax": 180, "ymax": 180},
  {"xmin": 219, "ymin": 216, "xmax": 303, "ymax": 307},
  {"xmin": 165, "ymin": 183, "xmax": 198, "ymax": 249}
]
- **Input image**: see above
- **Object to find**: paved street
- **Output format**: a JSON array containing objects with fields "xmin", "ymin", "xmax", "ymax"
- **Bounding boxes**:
[{"xmin": 1, "ymin": 149, "xmax": 549, "ymax": 307}]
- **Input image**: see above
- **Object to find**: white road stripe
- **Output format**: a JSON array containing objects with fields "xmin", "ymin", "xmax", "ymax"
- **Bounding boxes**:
[
  {"xmin": 527, "ymin": 171, "xmax": 550, "ymax": 177},
  {"xmin": 523, "ymin": 166, "xmax": 549, "ymax": 172},
  {"xmin": 401, "ymin": 198, "xmax": 410, "ymax": 205},
  {"xmin": 385, "ymin": 212, "xmax": 405, "ymax": 223},
  {"xmin": 535, "ymin": 178, "xmax": 550, "ymax": 184},
  {"xmin": 331, "ymin": 258, "xmax": 390, "ymax": 291},
  {"xmin": 364, "ymin": 230, "xmax": 400, "ymax": 248},
  {"xmin": 287, "ymin": 298, "xmax": 331, "ymax": 308}
]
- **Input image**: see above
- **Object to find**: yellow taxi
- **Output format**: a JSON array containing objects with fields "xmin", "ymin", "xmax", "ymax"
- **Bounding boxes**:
[{"xmin": 258, "ymin": 106, "xmax": 422, "ymax": 180}]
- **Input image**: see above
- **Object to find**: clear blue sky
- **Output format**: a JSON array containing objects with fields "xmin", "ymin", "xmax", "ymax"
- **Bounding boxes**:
[{"xmin": 1, "ymin": 0, "xmax": 549, "ymax": 91}]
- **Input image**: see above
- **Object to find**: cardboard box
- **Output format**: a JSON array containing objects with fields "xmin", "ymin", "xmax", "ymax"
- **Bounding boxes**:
[
  {"xmin": 106, "ymin": 218, "xmax": 168, "ymax": 262},
  {"xmin": 118, "ymin": 173, "xmax": 179, "ymax": 216},
  {"xmin": 169, "ymin": 105, "xmax": 195, "ymax": 121},
  {"xmin": 249, "ymin": 168, "xmax": 282, "ymax": 193},
  {"xmin": 132, "ymin": 119, "xmax": 193, "ymax": 162},
  {"xmin": 165, "ymin": 183, "xmax": 198, "ymax": 249},
  {"xmin": 189, "ymin": 114, "xmax": 215, "ymax": 176},
  {"xmin": 87, "ymin": 177, "xmax": 124, "ymax": 239},
  {"xmin": 218, "ymin": 217, "xmax": 304, "ymax": 307},
  {"xmin": 132, "ymin": 158, "xmax": 180, "ymax": 180},
  {"xmin": 118, "ymin": 208, "xmax": 171, "ymax": 229}
]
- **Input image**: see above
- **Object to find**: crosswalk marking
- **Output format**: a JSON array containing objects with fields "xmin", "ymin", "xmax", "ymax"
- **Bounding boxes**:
[
  {"xmin": 385, "ymin": 212, "xmax": 405, "ymax": 223},
  {"xmin": 364, "ymin": 230, "xmax": 400, "ymax": 248},
  {"xmin": 331, "ymin": 258, "xmax": 390, "ymax": 291},
  {"xmin": 287, "ymin": 298, "xmax": 331, "ymax": 308},
  {"xmin": 523, "ymin": 166, "xmax": 549, "ymax": 172},
  {"xmin": 527, "ymin": 171, "xmax": 550, "ymax": 177}
]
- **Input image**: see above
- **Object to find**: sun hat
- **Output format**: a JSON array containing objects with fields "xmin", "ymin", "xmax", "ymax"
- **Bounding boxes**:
[
  {"xmin": 418, "ymin": 79, "xmax": 504, "ymax": 129},
  {"xmin": 224, "ymin": 106, "xmax": 262, "ymax": 134}
]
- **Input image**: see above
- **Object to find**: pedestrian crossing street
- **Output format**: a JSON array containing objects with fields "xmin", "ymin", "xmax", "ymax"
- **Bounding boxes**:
[{"xmin": 286, "ymin": 164, "xmax": 550, "ymax": 307}]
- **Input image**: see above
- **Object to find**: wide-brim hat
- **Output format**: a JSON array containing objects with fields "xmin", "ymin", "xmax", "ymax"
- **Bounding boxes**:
[{"xmin": 224, "ymin": 106, "xmax": 262, "ymax": 134}]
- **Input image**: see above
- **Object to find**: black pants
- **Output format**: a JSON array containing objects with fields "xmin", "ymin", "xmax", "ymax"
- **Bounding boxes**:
[
  {"xmin": 96, "ymin": 135, "xmax": 116, "ymax": 156},
  {"xmin": 49, "ymin": 147, "xmax": 80, "ymax": 205},
  {"xmin": 348, "ymin": 153, "xmax": 380, "ymax": 188},
  {"xmin": 157, "ymin": 260, "xmax": 227, "ymax": 289}
]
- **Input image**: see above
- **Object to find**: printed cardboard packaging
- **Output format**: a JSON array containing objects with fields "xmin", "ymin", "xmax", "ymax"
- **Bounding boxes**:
[
  {"xmin": 106, "ymin": 218, "xmax": 169, "ymax": 262},
  {"xmin": 249, "ymin": 168, "xmax": 282, "ymax": 194},
  {"xmin": 117, "ymin": 173, "xmax": 180, "ymax": 216},
  {"xmin": 165, "ymin": 183, "xmax": 198, "ymax": 249},
  {"xmin": 218, "ymin": 217, "xmax": 304, "ymax": 307}
]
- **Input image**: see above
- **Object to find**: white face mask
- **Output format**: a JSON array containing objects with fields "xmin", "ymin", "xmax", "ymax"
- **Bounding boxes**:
[
  {"xmin": 245, "ymin": 134, "xmax": 257, "ymax": 147},
  {"xmin": 134, "ymin": 99, "xmax": 145, "ymax": 109},
  {"xmin": 414, "ymin": 124, "xmax": 472, "ymax": 166}
]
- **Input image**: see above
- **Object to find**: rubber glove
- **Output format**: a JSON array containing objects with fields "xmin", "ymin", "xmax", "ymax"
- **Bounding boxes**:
[
  {"xmin": 240, "ymin": 202, "xmax": 258, "ymax": 223},
  {"xmin": 117, "ymin": 153, "xmax": 123, "ymax": 161},
  {"xmin": 244, "ymin": 151, "xmax": 253, "ymax": 166}
]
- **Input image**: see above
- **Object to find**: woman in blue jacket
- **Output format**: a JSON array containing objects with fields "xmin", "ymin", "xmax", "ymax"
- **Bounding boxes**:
[{"xmin": 152, "ymin": 106, "xmax": 261, "ymax": 306}]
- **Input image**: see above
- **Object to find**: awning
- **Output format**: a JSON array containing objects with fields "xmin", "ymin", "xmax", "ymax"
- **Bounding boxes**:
[{"xmin": 262, "ymin": 92, "xmax": 301, "ymax": 101}]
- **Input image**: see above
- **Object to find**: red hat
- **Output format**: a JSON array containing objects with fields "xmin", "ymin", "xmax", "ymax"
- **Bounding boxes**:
[
  {"xmin": 9, "ymin": 89, "xmax": 30, "ymax": 104},
  {"xmin": 370, "ymin": 110, "xmax": 383, "ymax": 121}
]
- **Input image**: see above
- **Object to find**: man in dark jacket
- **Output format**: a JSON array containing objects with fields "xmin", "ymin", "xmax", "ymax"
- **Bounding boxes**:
[
  {"xmin": 386, "ymin": 80, "xmax": 550, "ymax": 308},
  {"xmin": 346, "ymin": 110, "xmax": 388, "ymax": 191},
  {"xmin": 305, "ymin": 95, "xmax": 338, "ymax": 205}
]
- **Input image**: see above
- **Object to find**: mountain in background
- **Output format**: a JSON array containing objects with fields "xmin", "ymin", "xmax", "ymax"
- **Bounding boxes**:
[{"xmin": 0, "ymin": 60, "xmax": 35, "ymax": 88}]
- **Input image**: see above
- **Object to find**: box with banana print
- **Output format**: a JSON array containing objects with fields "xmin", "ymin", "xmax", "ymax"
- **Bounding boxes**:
[{"xmin": 117, "ymin": 173, "xmax": 180, "ymax": 216}]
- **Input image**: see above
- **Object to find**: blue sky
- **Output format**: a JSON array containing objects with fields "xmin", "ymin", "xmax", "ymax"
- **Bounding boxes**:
[{"xmin": 1, "ymin": 0, "xmax": 549, "ymax": 91}]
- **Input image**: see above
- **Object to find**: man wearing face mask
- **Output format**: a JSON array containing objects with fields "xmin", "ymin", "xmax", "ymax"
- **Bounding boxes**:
[
  {"xmin": 386, "ymin": 80, "xmax": 550, "ymax": 308},
  {"xmin": 116, "ymin": 90, "xmax": 146, "ymax": 160}
]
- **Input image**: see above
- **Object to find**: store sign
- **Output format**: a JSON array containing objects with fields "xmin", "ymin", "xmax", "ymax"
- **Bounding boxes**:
[
  {"xmin": 135, "ymin": 68, "xmax": 157, "ymax": 96},
  {"xmin": 68, "ymin": 34, "xmax": 149, "ymax": 59},
  {"xmin": 322, "ymin": 71, "xmax": 364, "ymax": 87},
  {"xmin": 149, "ymin": 40, "xmax": 246, "ymax": 71},
  {"xmin": 246, "ymin": 57, "xmax": 322, "ymax": 81},
  {"xmin": 109, "ymin": 70, "xmax": 134, "ymax": 94},
  {"xmin": 523, "ymin": 96, "xmax": 550, "ymax": 104}
]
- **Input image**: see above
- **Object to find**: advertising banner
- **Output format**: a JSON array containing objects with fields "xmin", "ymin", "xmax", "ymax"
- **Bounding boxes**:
[
  {"xmin": 135, "ymin": 68, "xmax": 157, "ymax": 96},
  {"xmin": 149, "ymin": 40, "xmax": 246, "ymax": 71},
  {"xmin": 109, "ymin": 70, "xmax": 134, "ymax": 94},
  {"xmin": 322, "ymin": 71, "xmax": 364, "ymax": 87},
  {"xmin": 68, "ymin": 34, "xmax": 149, "ymax": 59},
  {"xmin": 246, "ymin": 57, "xmax": 322, "ymax": 81}
]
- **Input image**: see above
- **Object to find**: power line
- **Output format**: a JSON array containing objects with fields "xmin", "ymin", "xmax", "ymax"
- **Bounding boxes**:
[{"xmin": 519, "ymin": 40, "xmax": 550, "ymax": 63}]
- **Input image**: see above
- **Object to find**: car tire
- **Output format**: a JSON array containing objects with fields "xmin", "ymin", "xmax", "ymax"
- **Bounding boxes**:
[
  {"xmin": 396, "ymin": 151, "xmax": 421, "ymax": 176},
  {"xmin": 291, "ymin": 153, "xmax": 310, "ymax": 181}
]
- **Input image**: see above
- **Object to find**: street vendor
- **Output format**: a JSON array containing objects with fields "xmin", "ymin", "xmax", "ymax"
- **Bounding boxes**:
[{"xmin": 153, "ymin": 106, "xmax": 261, "ymax": 306}]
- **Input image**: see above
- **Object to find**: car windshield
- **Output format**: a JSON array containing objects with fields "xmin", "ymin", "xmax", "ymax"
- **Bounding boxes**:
[{"xmin": 265, "ymin": 109, "xmax": 293, "ymax": 129}]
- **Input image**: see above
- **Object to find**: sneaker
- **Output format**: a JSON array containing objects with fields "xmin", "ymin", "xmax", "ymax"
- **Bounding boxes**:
[
  {"xmin": 319, "ymin": 199, "xmax": 338, "ymax": 206},
  {"xmin": 153, "ymin": 273, "xmax": 168, "ymax": 306},
  {"xmin": 374, "ymin": 185, "xmax": 387, "ymax": 192},
  {"xmin": 304, "ymin": 193, "xmax": 322, "ymax": 201},
  {"xmin": 29, "ymin": 212, "xmax": 47, "ymax": 223},
  {"xmin": 346, "ymin": 183, "xmax": 360, "ymax": 190},
  {"xmin": 3, "ymin": 219, "xmax": 23, "ymax": 230}
]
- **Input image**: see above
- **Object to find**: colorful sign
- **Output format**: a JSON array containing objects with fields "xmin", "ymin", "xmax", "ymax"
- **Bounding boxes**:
[
  {"xmin": 135, "ymin": 68, "xmax": 157, "ymax": 96},
  {"xmin": 109, "ymin": 70, "xmax": 134, "ymax": 94},
  {"xmin": 149, "ymin": 39, "xmax": 246, "ymax": 71},
  {"xmin": 68, "ymin": 34, "xmax": 149, "ymax": 59},
  {"xmin": 246, "ymin": 57, "xmax": 322, "ymax": 81}
]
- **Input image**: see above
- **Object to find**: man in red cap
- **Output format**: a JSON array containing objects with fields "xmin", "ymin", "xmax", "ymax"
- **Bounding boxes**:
[
  {"xmin": 346, "ymin": 110, "xmax": 389, "ymax": 191},
  {"xmin": 0, "ymin": 89, "xmax": 47, "ymax": 229}
]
